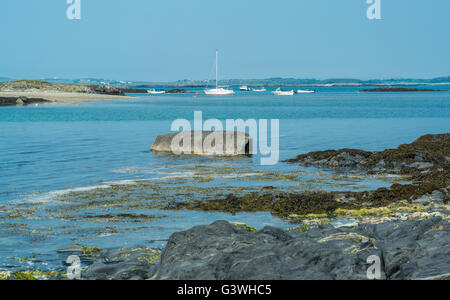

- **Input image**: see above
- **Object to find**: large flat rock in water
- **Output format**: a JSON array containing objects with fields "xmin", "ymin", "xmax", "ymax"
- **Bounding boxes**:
[{"xmin": 151, "ymin": 131, "xmax": 252, "ymax": 156}]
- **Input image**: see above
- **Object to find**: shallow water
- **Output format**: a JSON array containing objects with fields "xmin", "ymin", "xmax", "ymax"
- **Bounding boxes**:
[{"xmin": 1, "ymin": 86, "xmax": 449, "ymax": 270}]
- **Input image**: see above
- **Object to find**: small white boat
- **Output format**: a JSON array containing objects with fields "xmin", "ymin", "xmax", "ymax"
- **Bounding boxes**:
[
  {"xmin": 297, "ymin": 89, "xmax": 315, "ymax": 94},
  {"xmin": 147, "ymin": 88, "xmax": 165, "ymax": 95},
  {"xmin": 204, "ymin": 50, "xmax": 235, "ymax": 96},
  {"xmin": 252, "ymin": 87, "xmax": 267, "ymax": 92},
  {"xmin": 240, "ymin": 85, "xmax": 250, "ymax": 91},
  {"xmin": 204, "ymin": 88, "xmax": 235, "ymax": 95},
  {"xmin": 272, "ymin": 88, "xmax": 294, "ymax": 96}
]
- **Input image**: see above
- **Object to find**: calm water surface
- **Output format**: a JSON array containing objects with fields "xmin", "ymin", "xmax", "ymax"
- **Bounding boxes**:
[{"xmin": 0, "ymin": 86, "xmax": 449, "ymax": 270}]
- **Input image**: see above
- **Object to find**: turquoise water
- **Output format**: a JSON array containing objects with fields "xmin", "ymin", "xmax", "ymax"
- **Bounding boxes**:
[{"xmin": 1, "ymin": 86, "xmax": 450, "ymax": 270}]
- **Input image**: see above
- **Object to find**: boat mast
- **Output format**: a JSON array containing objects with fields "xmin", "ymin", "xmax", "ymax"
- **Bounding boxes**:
[{"xmin": 216, "ymin": 50, "xmax": 218, "ymax": 90}]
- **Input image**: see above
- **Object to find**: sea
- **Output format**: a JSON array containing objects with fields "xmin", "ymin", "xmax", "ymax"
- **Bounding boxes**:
[{"xmin": 1, "ymin": 85, "xmax": 449, "ymax": 271}]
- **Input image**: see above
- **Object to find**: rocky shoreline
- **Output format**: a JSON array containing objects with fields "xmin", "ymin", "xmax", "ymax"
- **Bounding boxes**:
[
  {"xmin": 2, "ymin": 215, "xmax": 447, "ymax": 280},
  {"xmin": 169, "ymin": 134, "xmax": 449, "ymax": 218},
  {"xmin": 81, "ymin": 217, "xmax": 448, "ymax": 280},
  {"xmin": 0, "ymin": 96, "xmax": 50, "ymax": 106},
  {"xmin": 0, "ymin": 80, "xmax": 146, "ymax": 96},
  {"xmin": 1, "ymin": 133, "xmax": 449, "ymax": 280}
]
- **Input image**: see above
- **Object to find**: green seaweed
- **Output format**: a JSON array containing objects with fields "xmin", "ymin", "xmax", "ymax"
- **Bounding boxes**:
[{"xmin": 82, "ymin": 247, "xmax": 102, "ymax": 257}]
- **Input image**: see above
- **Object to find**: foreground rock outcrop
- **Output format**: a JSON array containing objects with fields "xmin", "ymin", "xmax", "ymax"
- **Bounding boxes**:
[{"xmin": 80, "ymin": 218, "xmax": 449, "ymax": 280}]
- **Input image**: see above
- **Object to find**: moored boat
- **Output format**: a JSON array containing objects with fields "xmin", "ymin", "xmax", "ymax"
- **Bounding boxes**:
[
  {"xmin": 297, "ymin": 89, "xmax": 315, "ymax": 94},
  {"xmin": 204, "ymin": 88, "xmax": 235, "ymax": 95},
  {"xmin": 204, "ymin": 50, "xmax": 235, "ymax": 96},
  {"xmin": 252, "ymin": 87, "xmax": 267, "ymax": 92},
  {"xmin": 147, "ymin": 88, "xmax": 166, "ymax": 95},
  {"xmin": 273, "ymin": 88, "xmax": 294, "ymax": 96}
]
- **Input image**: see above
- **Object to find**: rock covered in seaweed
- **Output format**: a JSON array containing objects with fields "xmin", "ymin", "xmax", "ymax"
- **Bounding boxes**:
[
  {"xmin": 286, "ymin": 133, "xmax": 450, "ymax": 175},
  {"xmin": 168, "ymin": 133, "xmax": 449, "ymax": 218}
]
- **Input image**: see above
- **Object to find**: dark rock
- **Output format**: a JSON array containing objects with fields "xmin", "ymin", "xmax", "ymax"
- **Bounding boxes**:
[
  {"xmin": 79, "ymin": 218, "xmax": 449, "ymax": 280},
  {"xmin": 276, "ymin": 133, "xmax": 450, "ymax": 214},
  {"xmin": 82, "ymin": 247, "xmax": 161, "ymax": 280},
  {"xmin": 286, "ymin": 149, "xmax": 372, "ymax": 168},
  {"xmin": 166, "ymin": 89, "xmax": 188, "ymax": 94},
  {"xmin": 286, "ymin": 134, "xmax": 449, "ymax": 175},
  {"xmin": 371, "ymin": 217, "xmax": 450, "ymax": 280},
  {"xmin": 116, "ymin": 87, "xmax": 148, "ymax": 94},
  {"xmin": 0, "ymin": 96, "xmax": 50, "ymax": 106},
  {"xmin": 150, "ymin": 220, "xmax": 377, "ymax": 280}
]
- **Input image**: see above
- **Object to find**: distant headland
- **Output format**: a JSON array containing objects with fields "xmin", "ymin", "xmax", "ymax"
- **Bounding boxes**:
[
  {"xmin": 1, "ymin": 76, "xmax": 449, "ymax": 106},
  {"xmin": 0, "ymin": 80, "xmax": 139, "ymax": 105}
]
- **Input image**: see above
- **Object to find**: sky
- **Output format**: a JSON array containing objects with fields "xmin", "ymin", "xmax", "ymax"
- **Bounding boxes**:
[{"xmin": 0, "ymin": 0, "xmax": 449, "ymax": 82}]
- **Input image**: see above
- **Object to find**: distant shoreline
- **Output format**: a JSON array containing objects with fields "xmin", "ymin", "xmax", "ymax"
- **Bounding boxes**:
[
  {"xmin": 0, "ymin": 80, "xmax": 135, "ymax": 105},
  {"xmin": 137, "ymin": 82, "xmax": 450, "ymax": 89},
  {"xmin": 360, "ymin": 87, "xmax": 448, "ymax": 92},
  {"xmin": 3, "ymin": 77, "xmax": 450, "ymax": 89}
]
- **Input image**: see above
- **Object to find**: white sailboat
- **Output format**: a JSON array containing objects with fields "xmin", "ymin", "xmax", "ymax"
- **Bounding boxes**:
[{"xmin": 204, "ymin": 50, "xmax": 235, "ymax": 95}]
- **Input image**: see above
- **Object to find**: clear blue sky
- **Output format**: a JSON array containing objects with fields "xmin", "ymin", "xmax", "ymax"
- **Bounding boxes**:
[{"xmin": 1, "ymin": 0, "xmax": 449, "ymax": 81}]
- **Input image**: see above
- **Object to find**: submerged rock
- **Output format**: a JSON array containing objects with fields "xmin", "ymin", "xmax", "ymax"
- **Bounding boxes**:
[
  {"xmin": 57, "ymin": 244, "xmax": 85, "ymax": 254},
  {"xmin": 151, "ymin": 131, "xmax": 253, "ymax": 156}
]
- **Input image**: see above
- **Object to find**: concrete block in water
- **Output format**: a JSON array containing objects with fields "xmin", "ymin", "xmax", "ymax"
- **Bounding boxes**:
[{"xmin": 151, "ymin": 131, "xmax": 252, "ymax": 156}]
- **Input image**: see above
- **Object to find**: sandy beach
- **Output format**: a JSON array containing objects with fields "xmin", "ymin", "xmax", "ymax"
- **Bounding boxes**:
[{"xmin": 0, "ymin": 91, "xmax": 133, "ymax": 104}]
